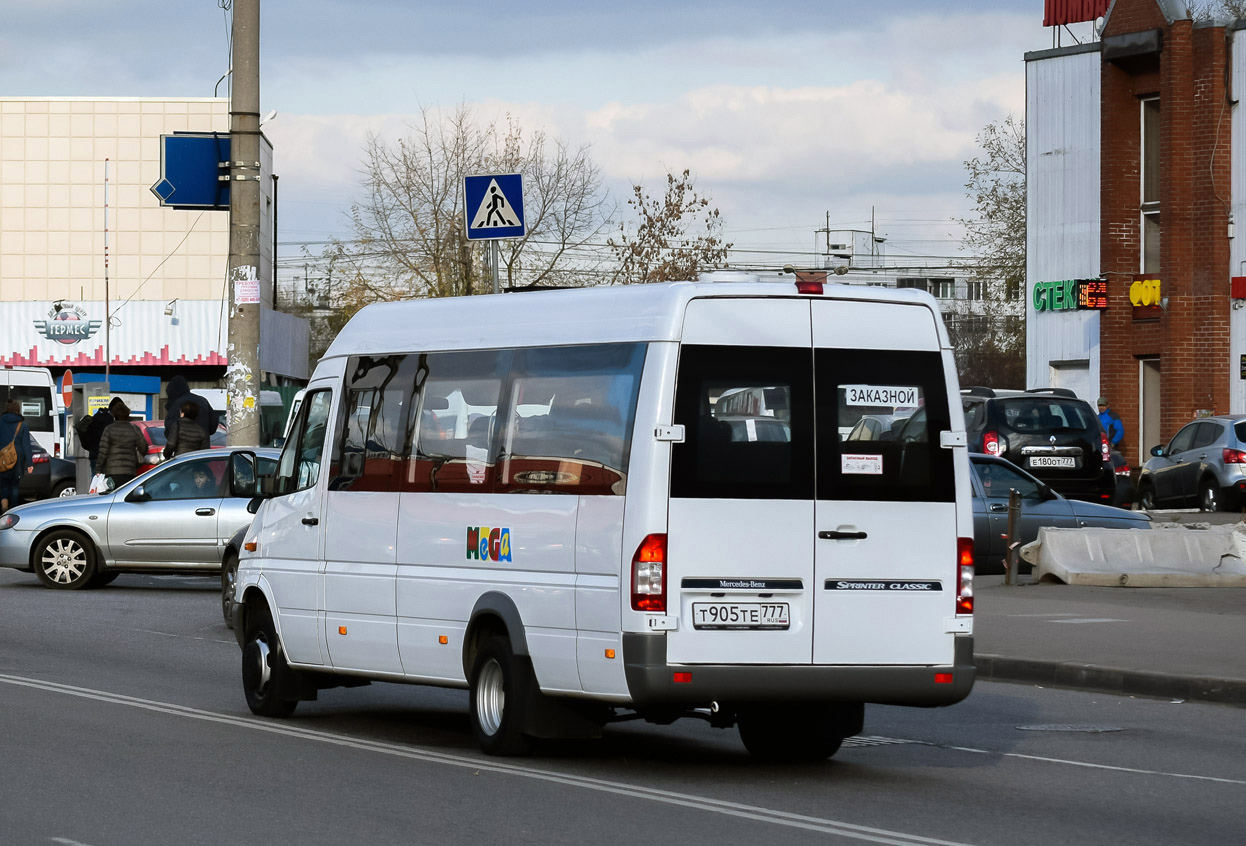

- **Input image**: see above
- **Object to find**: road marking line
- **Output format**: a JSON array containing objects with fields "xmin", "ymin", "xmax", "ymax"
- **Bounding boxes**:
[
  {"xmin": 1048, "ymin": 618, "xmax": 1128, "ymax": 624},
  {"xmin": 0, "ymin": 673, "xmax": 973, "ymax": 846}
]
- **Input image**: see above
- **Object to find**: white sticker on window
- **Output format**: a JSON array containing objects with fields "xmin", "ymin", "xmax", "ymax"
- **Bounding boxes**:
[
  {"xmin": 20, "ymin": 401, "xmax": 41, "ymax": 417},
  {"xmin": 466, "ymin": 444, "xmax": 489, "ymax": 484},
  {"xmin": 843, "ymin": 385, "xmax": 918, "ymax": 407},
  {"xmin": 842, "ymin": 453, "xmax": 883, "ymax": 475}
]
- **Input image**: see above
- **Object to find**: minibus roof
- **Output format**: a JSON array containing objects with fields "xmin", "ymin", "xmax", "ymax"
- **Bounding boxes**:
[{"xmin": 323, "ymin": 280, "xmax": 947, "ymax": 359}]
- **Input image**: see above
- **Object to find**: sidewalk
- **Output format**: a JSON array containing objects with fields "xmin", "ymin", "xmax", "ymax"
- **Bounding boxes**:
[{"xmin": 972, "ymin": 575, "xmax": 1246, "ymax": 706}]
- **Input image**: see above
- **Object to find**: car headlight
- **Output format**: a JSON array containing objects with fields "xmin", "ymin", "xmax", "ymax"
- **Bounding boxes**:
[{"xmin": 0, "ymin": 513, "xmax": 19, "ymax": 530}]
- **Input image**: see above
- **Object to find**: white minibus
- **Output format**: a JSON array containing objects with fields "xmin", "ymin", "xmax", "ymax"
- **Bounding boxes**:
[
  {"xmin": 231, "ymin": 276, "xmax": 975, "ymax": 760},
  {"xmin": 1, "ymin": 366, "xmax": 64, "ymax": 457}
]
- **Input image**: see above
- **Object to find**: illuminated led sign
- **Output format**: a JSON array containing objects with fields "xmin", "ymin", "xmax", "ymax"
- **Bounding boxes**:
[{"xmin": 1033, "ymin": 279, "xmax": 1108, "ymax": 312}]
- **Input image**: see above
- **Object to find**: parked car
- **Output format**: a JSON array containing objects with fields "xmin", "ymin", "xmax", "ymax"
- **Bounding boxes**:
[
  {"xmin": 969, "ymin": 453, "xmax": 1151, "ymax": 574},
  {"xmin": 132, "ymin": 420, "xmax": 228, "ymax": 475},
  {"xmin": 1136, "ymin": 414, "xmax": 1246, "ymax": 511},
  {"xmin": 0, "ymin": 447, "xmax": 278, "ymax": 589},
  {"xmin": 961, "ymin": 386, "xmax": 1115, "ymax": 504},
  {"xmin": 18, "ymin": 447, "xmax": 77, "ymax": 502}
]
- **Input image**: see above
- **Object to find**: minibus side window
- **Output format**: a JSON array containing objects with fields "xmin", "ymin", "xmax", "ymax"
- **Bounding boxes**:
[
  {"xmin": 816, "ymin": 349, "xmax": 954, "ymax": 503},
  {"xmin": 405, "ymin": 350, "xmax": 510, "ymax": 493},
  {"xmin": 671, "ymin": 345, "xmax": 815, "ymax": 500},
  {"xmin": 497, "ymin": 343, "xmax": 646, "ymax": 496},
  {"xmin": 275, "ymin": 389, "xmax": 332, "ymax": 495},
  {"xmin": 329, "ymin": 355, "xmax": 417, "ymax": 492}
]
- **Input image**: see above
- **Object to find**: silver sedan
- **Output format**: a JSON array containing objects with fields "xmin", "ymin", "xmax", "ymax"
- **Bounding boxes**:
[{"xmin": 0, "ymin": 448, "xmax": 278, "ymax": 590}]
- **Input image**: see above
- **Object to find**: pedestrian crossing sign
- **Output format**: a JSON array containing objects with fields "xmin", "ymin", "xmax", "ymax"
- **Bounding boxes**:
[{"xmin": 465, "ymin": 173, "xmax": 526, "ymax": 240}]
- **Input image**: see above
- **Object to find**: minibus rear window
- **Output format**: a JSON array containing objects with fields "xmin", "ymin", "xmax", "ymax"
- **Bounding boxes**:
[
  {"xmin": 671, "ymin": 345, "xmax": 814, "ymax": 500},
  {"xmin": 816, "ymin": 349, "xmax": 954, "ymax": 503},
  {"xmin": 4, "ymin": 387, "xmax": 53, "ymax": 431}
]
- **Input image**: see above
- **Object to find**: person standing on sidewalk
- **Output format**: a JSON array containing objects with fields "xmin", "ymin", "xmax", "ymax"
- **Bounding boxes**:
[
  {"xmin": 164, "ymin": 403, "xmax": 209, "ymax": 459},
  {"xmin": 76, "ymin": 397, "xmax": 125, "ymax": 475},
  {"xmin": 1098, "ymin": 397, "xmax": 1124, "ymax": 451},
  {"xmin": 0, "ymin": 399, "xmax": 36, "ymax": 514},
  {"xmin": 96, "ymin": 402, "xmax": 145, "ymax": 489}
]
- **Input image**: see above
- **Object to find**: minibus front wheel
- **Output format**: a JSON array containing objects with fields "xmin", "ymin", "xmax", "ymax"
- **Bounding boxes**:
[
  {"xmin": 469, "ymin": 637, "xmax": 535, "ymax": 756},
  {"xmin": 242, "ymin": 603, "xmax": 299, "ymax": 718}
]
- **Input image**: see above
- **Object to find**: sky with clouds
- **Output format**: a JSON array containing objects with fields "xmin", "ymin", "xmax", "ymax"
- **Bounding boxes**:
[{"xmin": 1, "ymin": 0, "xmax": 1092, "ymax": 272}]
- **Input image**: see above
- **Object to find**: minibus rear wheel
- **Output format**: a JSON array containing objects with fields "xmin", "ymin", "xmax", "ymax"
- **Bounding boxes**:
[
  {"xmin": 469, "ymin": 637, "xmax": 534, "ymax": 756},
  {"xmin": 737, "ymin": 704, "xmax": 848, "ymax": 762},
  {"xmin": 242, "ymin": 603, "xmax": 299, "ymax": 718}
]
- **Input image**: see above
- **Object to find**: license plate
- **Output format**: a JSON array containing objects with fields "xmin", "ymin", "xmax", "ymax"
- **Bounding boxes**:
[
  {"xmin": 692, "ymin": 602, "xmax": 790, "ymax": 630},
  {"xmin": 1030, "ymin": 456, "xmax": 1076, "ymax": 468}
]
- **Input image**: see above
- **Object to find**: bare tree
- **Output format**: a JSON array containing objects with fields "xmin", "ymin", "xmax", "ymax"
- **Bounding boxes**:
[
  {"xmin": 607, "ymin": 169, "xmax": 732, "ymax": 284},
  {"xmin": 323, "ymin": 104, "xmax": 613, "ymax": 311},
  {"xmin": 954, "ymin": 115, "xmax": 1026, "ymax": 387},
  {"xmin": 1191, "ymin": 0, "xmax": 1246, "ymax": 19}
]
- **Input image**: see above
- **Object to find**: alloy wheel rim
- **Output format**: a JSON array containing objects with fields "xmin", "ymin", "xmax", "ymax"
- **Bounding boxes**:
[
  {"xmin": 41, "ymin": 538, "xmax": 86, "ymax": 584},
  {"xmin": 476, "ymin": 659, "xmax": 505, "ymax": 736}
]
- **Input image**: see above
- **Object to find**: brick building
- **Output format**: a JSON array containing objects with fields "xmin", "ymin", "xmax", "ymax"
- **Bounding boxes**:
[{"xmin": 1026, "ymin": 0, "xmax": 1246, "ymax": 465}]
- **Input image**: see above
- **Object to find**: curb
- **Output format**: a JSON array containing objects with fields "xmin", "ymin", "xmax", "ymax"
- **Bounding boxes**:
[{"xmin": 974, "ymin": 654, "xmax": 1246, "ymax": 707}]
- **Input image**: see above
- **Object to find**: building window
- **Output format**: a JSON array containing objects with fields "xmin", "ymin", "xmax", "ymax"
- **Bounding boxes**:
[
  {"xmin": 965, "ymin": 280, "xmax": 985, "ymax": 301},
  {"xmin": 896, "ymin": 278, "xmax": 928, "ymax": 293},
  {"xmin": 1141, "ymin": 97, "xmax": 1161, "ymax": 274},
  {"xmin": 929, "ymin": 278, "xmax": 955, "ymax": 299}
]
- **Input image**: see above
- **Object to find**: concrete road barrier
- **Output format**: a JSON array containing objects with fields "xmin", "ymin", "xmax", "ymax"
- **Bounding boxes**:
[{"xmin": 1021, "ymin": 523, "xmax": 1246, "ymax": 587}]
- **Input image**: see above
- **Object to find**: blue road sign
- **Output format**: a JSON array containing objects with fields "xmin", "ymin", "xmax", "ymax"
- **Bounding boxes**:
[
  {"xmin": 150, "ymin": 133, "xmax": 231, "ymax": 210},
  {"xmin": 465, "ymin": 173, "xmax": 525, "ymax": 240}
]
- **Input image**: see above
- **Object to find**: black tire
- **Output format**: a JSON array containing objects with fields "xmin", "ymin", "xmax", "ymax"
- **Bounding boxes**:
[
  {"xmin": 221, "ymin": 552, "xmax": 239, "ymax": 627},
  {"xmin": 1138, "ymin": 483, "xmax": 1157, "ymax": 511},
  {"xmin": 242, "ymin": 603, "xmax": 299, "ymax": 718},
  {"xmin": 1200, "ymin": 479, "xmax": 1221, "ymax": 513},
  {"xmin": 51, "ymin": 480, "xmax": 76, "ymax": 498},
  {"xmin": 469, "ymin": 638, "xmax": 534, "ymax": 756},
  {"xmin": 738, "ymin": 704, "xmax": 858, "ymax": 763},
  {"xmin": 33, "ymin": 530, "xmax": 98, "ymax": 590}
]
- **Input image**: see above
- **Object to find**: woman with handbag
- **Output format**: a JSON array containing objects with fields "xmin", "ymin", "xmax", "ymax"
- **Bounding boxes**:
[
  {"xmin": 0, "ymin": 399, "xmax": 36, "ymax": 514},
  {"xmin": 95, "ymin": 402, "xmax": 145, "ymax": 490}
]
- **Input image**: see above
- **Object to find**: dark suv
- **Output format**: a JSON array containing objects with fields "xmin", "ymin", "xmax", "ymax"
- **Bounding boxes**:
[{"xmin": 961, "ymin": 387, "xmax": 1115, "ymax": 504}]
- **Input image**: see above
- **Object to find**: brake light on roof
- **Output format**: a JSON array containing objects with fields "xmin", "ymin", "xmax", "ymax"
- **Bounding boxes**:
[
  {"xmin": 983, "ymin": 431, "xmax": 1001, "ymax": 456},
  {"xmin": 795, "ymin": 280, "xmax": 824, "ymax": 295},
  {"xmin": 1100, "ymin": 432, "xmax": 1111, "ymax": 461},
  {"xmin": 631, "ymin": 533, "xmax": 667, "ymax": 612},
  {"xmin": 1224, "ymin": 448, "xmax": 1246, "ymax": 464},
  {"xmin": 956, "ymin": 538, "xmax": 974, "ymax": 615}
]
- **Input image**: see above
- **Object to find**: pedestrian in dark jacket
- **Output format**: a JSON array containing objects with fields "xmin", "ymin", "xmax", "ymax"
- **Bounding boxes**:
[
  {"xmin": 77, "ymin": 397, "xmax": 125, "ymax": 474},
  {"xmin": 96, "ymin": 403, "xmax": 145, "ymax": 489},
  {"xmin": 164, "ymin": 376, "xmax": 218, "ymax": 440},
  {"xmin": 0, "ymin": 400, "xmax": 36, "ymax": 513},
  {"xmin": 164, "ymin": 403, "xmax": 209, "ymax": 458}
]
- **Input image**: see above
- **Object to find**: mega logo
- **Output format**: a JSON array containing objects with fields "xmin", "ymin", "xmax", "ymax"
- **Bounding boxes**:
[{"xmin": 467, "ymin": 527, "xmax": 512, "ymax": 562}]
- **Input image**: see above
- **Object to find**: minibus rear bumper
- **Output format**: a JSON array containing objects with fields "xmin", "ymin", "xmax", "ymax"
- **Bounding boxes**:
[{"xmin": 622, "ymin": 633, "xmax": 975, "ymax": 708}]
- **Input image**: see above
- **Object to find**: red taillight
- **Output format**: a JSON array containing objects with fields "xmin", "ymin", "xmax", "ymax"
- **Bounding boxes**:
[
  {"xmin": 1100, "ymin": 432, "xmax": 1111, "ymax": 462},
  {"xmin": 631, "ymin": 533, "xmax": 667, "ymax": 612},
  {"xmin": 32, "ymin": 453, "xmax": 49, "ymax": 464},
  {"xmin": 934, "ymin": 673, "xmax": 954, "ymax": 684},
  {"xmin": 795, "ymin": 280, "xmax": 824, "ymax": 295},
  {"xmin": 983, "ymin": 431, "xmax": 1000, "ymax": 456},
  {"xmin": 53, "ymin": 443, "xmax": 60, "ymax": 457},
  {"xmin": 1115, "ymin": 463, "xmax": 1131, "ymax": 476},
  {"xmin": 956, "ymin": 537, "xmax": 974, "ymax": 615},
  {"xmin": 1224, "ymin": 448, "xmax": 1246, "ymax": 464}
]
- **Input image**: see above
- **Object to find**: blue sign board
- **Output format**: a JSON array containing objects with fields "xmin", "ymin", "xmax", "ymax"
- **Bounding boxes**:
[
  {"xmin": 150, "ymin": 133, "xmax": 231, "ymax": 210},
  {"xmin": 464, "ymin": 173, "xmax": 525, "ymax": 240}
]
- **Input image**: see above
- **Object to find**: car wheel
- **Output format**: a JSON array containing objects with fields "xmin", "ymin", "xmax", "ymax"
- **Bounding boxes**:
[
  {"xmin": 469, "ymin": 637, "xmax": 534, "ymax": 756},
  {"xmin": 737, "ymin": 703, "xmax": 860, "ymax": 762},
  {"xmin": 52, "ymin": 481, "xmax": 76, "ymax": 498},
  {"xmin": 242, "ymin": 603, "xmax": 299, "ymax": 718},
  {"xmin": 1200, "ymin": 479, "xmax": 1221, "ymax": 513},
  {"xmin": 1138, "ymin": 483, "xmax": 1157, "ymax": 511},
  {"xmin": 33, "ymin": 530, "xmax": 98, "ymax": 590},
  {"xmin": 221, "ymin": 552, "xmax": 239, "ymax": 628}
]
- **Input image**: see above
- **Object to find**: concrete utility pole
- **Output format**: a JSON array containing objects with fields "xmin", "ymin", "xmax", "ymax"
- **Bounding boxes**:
[{"xmin": 226, "ymin": 0, "xmax": 261, "ymax": 445}]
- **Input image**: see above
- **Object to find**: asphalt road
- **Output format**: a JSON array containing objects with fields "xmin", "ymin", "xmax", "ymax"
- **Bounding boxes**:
[{"xmin": 1, "ymin": 569, "xmax": 1243, "ymax": 846}]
